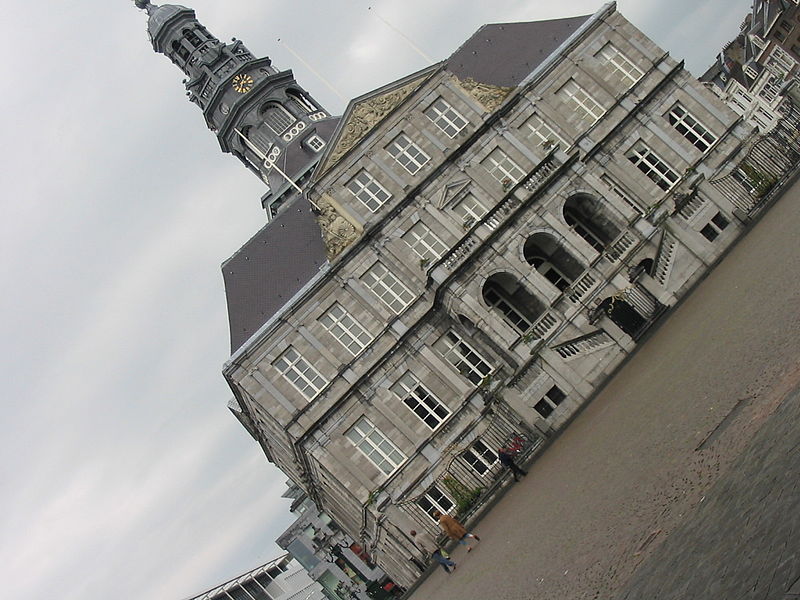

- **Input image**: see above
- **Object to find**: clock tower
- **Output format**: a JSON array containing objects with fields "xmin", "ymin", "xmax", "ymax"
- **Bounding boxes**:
[{"xmin": 134, "ymin": 1, "xmax": 335, "ymax": 218}]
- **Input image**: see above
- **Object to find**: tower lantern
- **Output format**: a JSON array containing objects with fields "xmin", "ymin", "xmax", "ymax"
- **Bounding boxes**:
[{"xmin": 134, "ymin": 1, "xmax": 335, "ymax": 219}]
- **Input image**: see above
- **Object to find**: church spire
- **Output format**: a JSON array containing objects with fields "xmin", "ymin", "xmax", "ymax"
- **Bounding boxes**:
[{"xmin": 135, "ymin": 2, "xmax": 334, "ymax": 219}]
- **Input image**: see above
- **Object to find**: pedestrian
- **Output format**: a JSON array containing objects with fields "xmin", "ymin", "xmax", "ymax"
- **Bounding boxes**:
[
  {"xmin": 432, "ymin": 511, "xmax": 481, "ymax": 552},
  {"xmin": 498, "ymin": 446, "xmax": 527, "ymax": 481},
  {"xmin": 431, "ymin": 548, "xmax": 457, "ymax": 573},
  {"xmin": 408, "ymin": 529, "xmax": 433, "ymax": 572}
]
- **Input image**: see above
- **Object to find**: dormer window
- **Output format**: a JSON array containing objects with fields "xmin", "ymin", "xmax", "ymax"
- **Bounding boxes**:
[{"xmin": 304, "ymin": 134, "xmax": 326, "ymax": 152}]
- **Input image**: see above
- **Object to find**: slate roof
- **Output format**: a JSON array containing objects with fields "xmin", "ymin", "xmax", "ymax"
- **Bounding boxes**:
[
  {"xmin": 446, "ymin": 15, "xmax": 591, "ymax": 88},
  {"xmin": 223, "ymin": 13, "xmax": 592, "ymax": 355},
  {"xmin": 267, "ymin": 117, "xmax": 341, "ymax": 195},
  {"xmin": 223, "ymin": 196, "xmax": 327, "ymax": 353}
]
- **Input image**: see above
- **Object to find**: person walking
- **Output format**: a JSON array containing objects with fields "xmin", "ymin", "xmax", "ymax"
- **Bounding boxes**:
[
  {"xmin": 432, "ymin": 511, "xmax": 481, "ymax": 552},
  {"xmin": 409, "ymin": 528, "xmax": 457, "ymax": 573},
  {"xmin": 431, "ymin": 548, "xmax": 457, "ymax": 573},
  {"xmin": 498, "ymin": 446, "xmax": 527, "ymax": 481}
]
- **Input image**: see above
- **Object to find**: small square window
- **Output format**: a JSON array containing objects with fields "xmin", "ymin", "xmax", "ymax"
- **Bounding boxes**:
[
  {"xmin": 700, "ymin": 211, "xmax": 729, "ymax": 242},
  {"xmin": 534, "ymin": 398, "xmax": 554, "ymax": 418},
  {"xmin": 711, "ymin": 212, "xmax": 729, "ymax": 230},
  {"xmin": 700, "ymin": 224, "xmax": 719, "ymax": 242},
  {"xmin": 546, "ymin": 385, "xmax": 566, "ymax": 406},
  {"xmin": 304, "ymin": 134, "xmax": 325, "ymax": 152}
]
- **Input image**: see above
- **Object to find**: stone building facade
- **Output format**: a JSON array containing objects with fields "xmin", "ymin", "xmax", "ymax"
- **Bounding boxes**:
[
  {"xmin": 219, "ymin": 3, "xmax": 756, "ymax": 587},
  {"xmin": 135, "ymin": 0, "xmax": 762, "ymax": 589},
  {"xmin": 702, "ymin": 0, "xmax": 800, "ymax": 131}
]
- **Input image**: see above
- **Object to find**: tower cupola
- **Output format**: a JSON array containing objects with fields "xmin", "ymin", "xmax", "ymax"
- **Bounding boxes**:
[{"xmin": 134, "ymin": 1, "xmax": 336, "ymax": 219}]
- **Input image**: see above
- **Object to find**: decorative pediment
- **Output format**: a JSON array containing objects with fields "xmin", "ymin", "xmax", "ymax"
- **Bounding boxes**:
[
  {"xmin": 437, "ymin": 179, "xmax": 471, "ymax": 209},
  {"xmin": 318, "ymin": 70, "xmax": 435, "ymax": 175},
  {"xmin": 453, "ymin": 75, "xmax": 514, "ymax": 112}
]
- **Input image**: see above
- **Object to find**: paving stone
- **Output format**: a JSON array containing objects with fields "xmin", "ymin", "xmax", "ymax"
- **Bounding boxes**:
[{"xmin": 408, "ymin": 181, "xmax": 800, "ymax": 600}]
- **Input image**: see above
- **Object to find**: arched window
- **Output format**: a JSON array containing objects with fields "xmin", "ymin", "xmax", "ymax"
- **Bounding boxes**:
[
  {"xmin": 562, "ymin": 194, "xmax": 621, "ymax": 252},
  {"xmin": 181, "ymin": 27, "xmax": 202, "ymax": 48},
  {"xmin": 171, "ymin": 40, "xmax": 189, "ymax": 61},
  {"xmin": 482, "ymin": 273, "xmax": 544, "ymax": 334},
  {"xmin": 262, "ymin": 104, "xmax": 296, "ymax": 135},
  {"xmin": 286, "ymin": 90, "xmax": 316, "ymax": 115},
  {"xmin": 523, "ymin": 232, "xmax": 584, "ymax": 291}
]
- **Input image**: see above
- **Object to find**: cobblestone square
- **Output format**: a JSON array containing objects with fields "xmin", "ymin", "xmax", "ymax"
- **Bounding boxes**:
[{"xmin": 409, "ymin": 180, "xmax": 800, "ymax": 600}]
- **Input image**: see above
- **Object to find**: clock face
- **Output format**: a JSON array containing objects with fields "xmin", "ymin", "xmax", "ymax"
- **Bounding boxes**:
[{"xmin": 232, "ymin": 73, "xmax": 254, "ymax": 94}]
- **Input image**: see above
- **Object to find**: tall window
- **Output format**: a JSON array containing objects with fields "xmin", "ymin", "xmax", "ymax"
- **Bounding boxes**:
[
  {"xmin": 346, "ymin": 170, "xmax": 392, "ymax": 212},
  {"xmin": 361, "ymin": 262, "xmax": 415, "ymax": 314},
  {"xmin": 560, "ymin": 80, "xmax": 605, "ymax": 125},
  {"xmin": 403, "ymin": 222, "xmax": 447, "ymax": 261},
  {"xmin": 417, "ymin": 484, "xmax": 454, "ymax": 520},
  {"xmin": 274, "ymin": 346, "xmax": 328, "ymax": 400},
  {"xmin": 482, "ymin": 148, "xmax": 525, "ymax": 185},
  {"xmin": 626, "ymin": 142, "xmax": 679, "ymax": 191},
  {"xmin": 596, "ymin": 43, "xmax": 643, "ymax": 88},
  {"xmin": 452, "ymin": 193, "xmax": 488, "ymax": 226},
  {"xmin": 391, "ymin": 372, "xmax": 450, "ymax": 429},
  {"xmin": 319, "ymin": 303, "xmax": 373, "ymax": 357},
  {"xmin": 424, "ymin": 98, "xmax": 468, "ymax": 138},
  {"xmin": 263, "ymin": 104, "xmax": 296, "ymax": 135},
  {"xmin": 758, "ymin": 76, "xmax": 782, "ymax": 102},
  {"xmin": 483, "ymin": 286, "xmax": 532, "ymax": 333},
  {"xmin": 667, "ymin": 104, "xmax": 717, "ymax": 152},
  {"xmin": 523, "ymin": 113, "xmax": 566, "ymax": 152},
  {"xmin": 600, "ymin": 174, "xmax": 646, "ymax": 216},
  {"xmin": 433, "ymin": 330, "xmax": 493, "ymax": 385},
  {"xmin": 463, "ymin": 440, "xmax": 497, "ymax": 476},
  {"xmin": 346, "ymin": 417, "xmax": 406, "ymax": 475},
  {"xmin": 387, "ymin": 134, "xmax": 430, "ymax": 174}
]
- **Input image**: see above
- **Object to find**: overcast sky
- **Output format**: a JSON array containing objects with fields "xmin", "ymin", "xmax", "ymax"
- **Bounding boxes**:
[{"xmin": 0, "ymin": 1, "xmax": 751, "ymax": 598}]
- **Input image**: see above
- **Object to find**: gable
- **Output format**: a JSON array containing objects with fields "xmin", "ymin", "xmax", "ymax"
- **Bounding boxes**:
[{"xmin": 316, "ymin": 67, "xmax": 439, "ymax": 176}]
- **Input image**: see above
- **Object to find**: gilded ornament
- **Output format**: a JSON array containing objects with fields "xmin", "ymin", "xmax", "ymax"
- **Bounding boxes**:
[{"xmin": 454, "ymin": 75, "xmax": 514, "ymax": 112}]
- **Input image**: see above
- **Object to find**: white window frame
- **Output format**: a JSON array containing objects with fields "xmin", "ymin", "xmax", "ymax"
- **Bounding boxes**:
[
  {"xmin": 274, "ymin": 346, "xmax": 328, "ymax": 400},
  {"xmin": 596, "ymin": 43, "xmax": 643, "ymax": 88},
  {"xmin": 361, "ymin": 262, "xmax": 415, "ymax": 314},
  {"xmin": 482, "ymin": 147, "xmax": 525, "ymax": 185},
  {"xmin": 346, "ymin": 170, "xmax": 392, "ymax": 213},
  {"xmin": 523, "ymin": 113, "xmax": 567, "ymax": 153},
  {"xmin": 667, "ymin": 104, "xmax": 717, "ymax": 153},
  {"xmin": 424, "ymin": 98, "xmax": 468, "ymax": 138},
  {"xmin": 386, "ymin": 133, "xmax": 430, "ymax": 174},
  {"xmin": 319, "ymin": 303, "xmax": 373, "ymax": 357},
  {"xmin": 560, "ymin": 80, "xmax": 605, "ymax": 125},
  {"xmin": 463, "ymin": 439, "xmax": 497, "ymax": 476},
  {"xmin": 434, "ymin": 330, "xmax": 493, "ymax": 385},
  {"xmin": 452, "ymin": 193, "xmax": 488, "ymax": 227},
  {"xmin": 304, "ymin": 134, "xmax": 326, "ymax": 152},
  {"xmin": 626, "ymin": 141, "xmax": 679, "ymax": 191},
  {"xmin": 402, "ymin": 221, "xmax": 448, "ymax": 261},
  {"xmin": 346, "ymin": 417, "xmax": 406, "ymax": 475},
  {"xmin": 417, "ymin": 483, "xmax": 455, "ymax": 520},
  {"xmin": 391, "ymin": 372, "xmax": 450, "ymax": 430}
]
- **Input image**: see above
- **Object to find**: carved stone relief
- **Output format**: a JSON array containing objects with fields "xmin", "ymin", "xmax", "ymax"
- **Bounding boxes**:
[
  {"xmin": 320, "ymin": 78, "xmax": 426, "ymax": 174},
  {"xmin": 315, "ymin": 195, "xmax": 360, "ymax": 260},
  {"xmin": 453, "ymin": 75, "xmax": 514, "ymax": 112}
]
